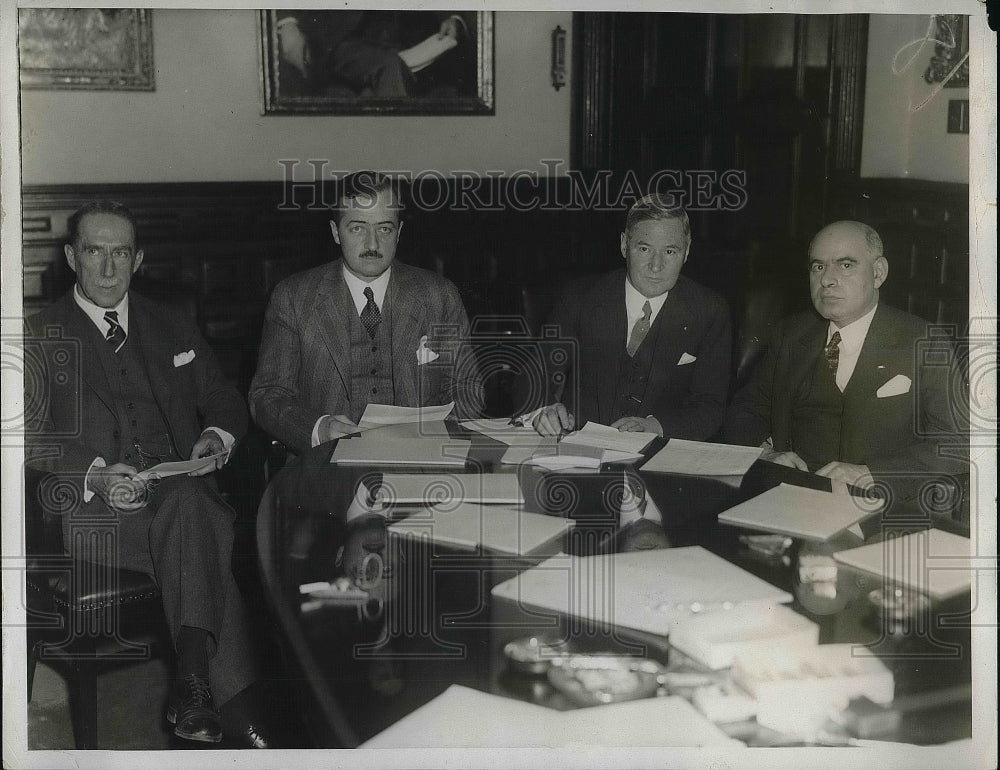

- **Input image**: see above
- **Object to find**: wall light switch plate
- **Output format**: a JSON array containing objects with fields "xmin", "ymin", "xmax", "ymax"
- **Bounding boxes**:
[{"xmin": 947, "ymin": 100, "xmax": 970, "ymax": 134}]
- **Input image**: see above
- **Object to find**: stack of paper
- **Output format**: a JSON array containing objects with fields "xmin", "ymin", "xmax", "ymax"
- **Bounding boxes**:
[
  {"xmin": 491, "ymin": 548, "xmax": 792, "ymax": 636},
  {"xmin": 717, "ymin": 483, "xmax": 883, "ymax": 541},
  {"xmin": 359, "ymin": 684, "xmax": 739, "ymax": 747},
  {"xmin": 832, "ymin": 528, "xmax": 973, "ymax": 600},
  {"xmin": 136, "ymin": 450, "xmax": 228, "ymax": 480},
  {"xmin": 562, "ymin": 421, "xmax": 658, "ymax": 454},
  {"xmin": 460, "ymin": 419, "xmax": 545, "ymax": 447},
  {"xmin": 641, "ymin": 438, "xmax": 762, "ymax": 477},
  {"xmin": 669, "ymin": 603, "xmax": 819, "ymax": 670},
  {"xmin": 357, "ymin": 402, "xmax": 455, "ymax": 430},
  {"xmin": 330, "ymin": 437, "xmax": 471, "ymax": 466},
  {"xmin": 388, "ymin": 502, "xmax": 573, "ymax": 557},
  {"xmin": 500, "ymin": 439, "xmax": 643, "ymax": 469},
  {"xmin": 376, "ymin": 473, "xmax": 523, "ymax": 505}
]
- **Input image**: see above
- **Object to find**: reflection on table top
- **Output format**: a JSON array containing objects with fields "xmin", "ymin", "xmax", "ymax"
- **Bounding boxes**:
[{"xmin": 256, "ymin": 422, "xmax": 972, "ymax": 749}]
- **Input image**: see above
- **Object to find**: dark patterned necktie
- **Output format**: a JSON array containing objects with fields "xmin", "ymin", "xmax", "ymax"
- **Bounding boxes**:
[
  {"xmin": 626, "ymin": 301, "xmax": 652, "ymax": 357},
  {"xmin": 104, "ymin": 310, "xmax": 127, "ymax": 352},
  {"xmin": 360, "ymin": 286, "xmax": 382, "ymax": 339},
  {"xmin": 825, "ymin": 330, "xmax": 841, "ymax": 376}
]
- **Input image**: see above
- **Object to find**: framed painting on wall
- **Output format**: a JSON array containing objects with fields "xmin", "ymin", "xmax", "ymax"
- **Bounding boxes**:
[
  {"xmin": 258, "ymin": 10, "xmax": 494, "ymax": 115},
  {"xmin": 17, "ymin": 8, "xmax": 155, "ymax": 91}
]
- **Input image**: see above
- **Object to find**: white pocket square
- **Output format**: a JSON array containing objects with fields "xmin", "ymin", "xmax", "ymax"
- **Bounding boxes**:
[
  {"xmin": 876, "ymin": 374, "xmax": 911, "ymax": 398},
  {"xmin": 173, "ymin": 350, "xmax": 195, "ymax": 367},
  {"xmin": 415, "ymin": 335, "xmax": 440, "ymax": 366},
  {"xmin": 677, "ymin": 352, "xmax": 697, "ymax": 365}
]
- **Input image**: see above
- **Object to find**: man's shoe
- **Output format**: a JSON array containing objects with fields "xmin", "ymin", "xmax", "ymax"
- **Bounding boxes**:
[{"xmin": 167, "ymin": 673, "xmax": 223, "ymax": 743}]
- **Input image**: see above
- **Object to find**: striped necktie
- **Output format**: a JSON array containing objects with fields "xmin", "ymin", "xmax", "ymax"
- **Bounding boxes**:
[
  {"xmin": 626, "ymin": 301, "xmax": 652, "ymax": 357},
  {"xmin": 104, "ymin": 310, "xmax": 127, "ymax": 352},
  {"xmin": 360, "ymin": 286, "xmax": 382, "ymax": 339}
]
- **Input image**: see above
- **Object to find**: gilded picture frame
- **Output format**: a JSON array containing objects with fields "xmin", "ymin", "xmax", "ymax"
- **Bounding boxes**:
[
  {"xmin": 258, "ymin": 10, "xmax": 494, "ymax": 115},
  {"xmin": 17, "ymin": 8, "xmax": 155, "ymax": 91}
]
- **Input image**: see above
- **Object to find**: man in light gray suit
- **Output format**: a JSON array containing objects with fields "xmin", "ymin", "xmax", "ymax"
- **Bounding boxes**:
[{"xmin": 250, "ymin": 171, "xmax": 484, "ymax": 454}]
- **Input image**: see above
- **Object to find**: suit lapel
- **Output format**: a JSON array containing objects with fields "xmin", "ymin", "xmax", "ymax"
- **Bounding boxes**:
[
  {"xmin": 313, "ymin": 263, "xmax": 351, "ymax": 395},
  {"xmin": 389, "ymin": 264, "xmax": 426, "ymax": 405},
  {"xmin": 643, "ymin": 280, "xmax": 696, "ymax": 401},
  {"xmin": 842, "ymin": 305, "xmax": 892, "ymax": 411},
  {"xmin": 128, "ymin": 295, "xmax": 178, "ymax": 440},
  {"xmin": 64, "ymin": 300, "xmax": 117, "ymax": 418}
]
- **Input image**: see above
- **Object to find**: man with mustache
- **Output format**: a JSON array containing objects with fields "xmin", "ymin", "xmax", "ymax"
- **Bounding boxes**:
[
  {"xmin": 250, "ymin": 170, "xmax": 484, "ymax": 453},
  {"xmin": 724, "ymin": 220, "xmax": 968, "ymax": 505}
]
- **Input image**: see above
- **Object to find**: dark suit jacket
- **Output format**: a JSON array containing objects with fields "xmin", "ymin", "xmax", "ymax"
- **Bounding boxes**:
[
  {"xmin": 542, "ymin": 270, "xmax": 731, "ymax": 440},
  {"xmin": 724, "ymin": 304, "xmax": 968, "ymax": 497},
  {"xmin": 24, "ymin": 290, "xmax": 248, "ymax": 506},
  {"xmin": 249, "ymin": 260, "xmax": 484, "ymax": 453}
]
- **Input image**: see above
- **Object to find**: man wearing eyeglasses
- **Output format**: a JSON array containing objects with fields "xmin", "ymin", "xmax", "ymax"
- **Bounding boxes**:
[{"xmin": 23, "ymin": 200, "xmax": 271, "ymax": 747}]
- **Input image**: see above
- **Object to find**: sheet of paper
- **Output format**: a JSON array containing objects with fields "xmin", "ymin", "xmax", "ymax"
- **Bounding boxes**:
[
  {"xmin": 641, "ymin": 438, "xmax": 763, "ymax": 476},
  {"xmin": 717, "ymin": 483, "xmax": 883, "ymax": 541},
  {"xmin": 357, "ymin": 402, "xmax": 455, "ymax": 430},
  {"xmin": 388, "ymin": 502, "xmax": 573, "ymax": 557},
  {"xmin": 377, "ymin": 473, "xmax": 523, "ymax": 505},
  {"xmin": 330, "ymin": 437, "xmax": 470, "ymax": 467},
  {"xmin": 136, "ymin": 451, "xmax": 227, "ymax": 480},
  {"xmin": 833, "ymin": 528, "xmax": 973, "ymax": 600},
  {"xmin": 459, "ymin": 419, "xmax": 545, "ymax": 446},
  {"xmin": 491, "ymin": 547, "xmax": 792, "ymax": 637},
  {"xmin": 562, "ymin": 421, "xmax": 657, "ymax": 454},
  {"xmin": 359, "ymin": 684, "xmax": 738, "ymax": 748}
]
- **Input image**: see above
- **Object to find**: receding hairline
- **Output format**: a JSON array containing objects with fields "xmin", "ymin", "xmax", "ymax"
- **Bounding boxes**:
[
  {"xmin": 808, "ymin": 220, "xmax": 883, "ymax": 261},
  {"xmin": 624, "ymin": 194, "xmax": 691, "ymax": 241}
]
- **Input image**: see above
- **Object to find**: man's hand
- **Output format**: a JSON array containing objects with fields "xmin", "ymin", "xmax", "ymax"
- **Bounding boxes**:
[
  {"xmin": 533, "ymin": 403, "xmax": 574, "ymax": 436},
  {"xmin": 611, "ymin": 416, "xmax": 662, "ymax": 435},
  {"xmin": 188, "ymin": 429, "xmax": 226, "ymax": 477},
  {"xmin": 276, "ymin": 17, "xmax": 310, "ymax": 78},
  {"xmin": 319, "ymin": 414, "xmax": 361, "ymax": 443},
  {"xmin": 89, "ymin": 463, "xmax": 149, "ymax": 512},
  {"xmin": 761, "ymin": 447, "xmax": 809, "ymax": 471},
  {"xmin": 816, "ymin": 461, "xmax": 874, "ymax": 489}
]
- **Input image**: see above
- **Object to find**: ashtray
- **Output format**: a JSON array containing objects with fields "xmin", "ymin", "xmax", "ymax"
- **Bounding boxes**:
[
  {"xmin": 547, "ymin": 654, "xmax": 667, "ymax": 706},
  {"xmin": 503, "ymin": 634, "xmax": 570, "ymax": 675}
]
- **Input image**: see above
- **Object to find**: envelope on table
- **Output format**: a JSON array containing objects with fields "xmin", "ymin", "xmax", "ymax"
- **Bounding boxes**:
[{"xmin": 876, "ymin": 374, "xmax": 911, "ymax": 398}]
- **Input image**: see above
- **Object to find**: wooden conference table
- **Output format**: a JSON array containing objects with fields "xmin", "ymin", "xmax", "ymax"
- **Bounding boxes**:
[{"xmin": 256, "ymin": 422, "xmax": 972, "ymax": 748}]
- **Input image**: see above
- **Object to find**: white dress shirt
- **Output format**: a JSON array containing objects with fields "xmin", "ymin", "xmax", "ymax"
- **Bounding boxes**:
[
  {"xmin": 310, "ymin": 266, "xmax": 394, "ymax": 447},
  {"xmin": 73, "ymin": 286, "xmax": 234, "ymax": 500},
  {"xmin": 624, "ymin": 276, "xmax": 669, "ymax": 346},
  {"xmin": 827, "ymin": 304, "xmax": 877, "ymax": 392}
]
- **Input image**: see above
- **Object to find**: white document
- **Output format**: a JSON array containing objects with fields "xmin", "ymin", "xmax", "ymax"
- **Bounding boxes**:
[
  {"xmin": 562, "ymin": 421, "xmax": 657, "ymax": 454},
  {"xmin": 832, "ymin": 528, "xmax": 972, "ymax": 600},
  {"xmin": 397, "ymin": 32, "xmax": 458, "ymax": 73},
  {"xmin": 360, "ymin": 684, "xmax": 738, "ymax": 748},
  {"xmin": 460, "ymin": 419, "xmax": 545, "ymax": 446},
  {"xmin": 330, "ymin": 437, "xmax": 470, "ymax": 467},
  {"xmin": 388, "ymin": 502, "xmax": 573, "ymax": 557},
  {"xmin": 377, "ymin": 473, "xmax": 523, "ymax": 505},
  {"xmin": 136, "ymin": 451, "xmax": 228, "ymax": 480},
  {"xmin": 357, "ymin": 402, "xmax": 455, "ymax": 430},
  {"xmin": 717, "ymin": 483, "xmax": 883, "ymax": 541},
  {"xmin": 641, "ymin": 438, "xmax": 763, "ymax": 477},
  {"xmin": 491, "ymin": 548, "xmax": 792, "ymax": 637}
]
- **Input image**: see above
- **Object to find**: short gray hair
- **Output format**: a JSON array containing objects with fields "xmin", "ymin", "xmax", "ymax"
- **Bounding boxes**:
[{"xmin": 624, "ymin": 194, "xmax": 690, "ymax": 241}]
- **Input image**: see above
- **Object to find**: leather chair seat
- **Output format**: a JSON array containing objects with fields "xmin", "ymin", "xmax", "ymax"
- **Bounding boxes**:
[{"xmin": 26, "ymin": 559, "xmax": 160, "ymax": 613}]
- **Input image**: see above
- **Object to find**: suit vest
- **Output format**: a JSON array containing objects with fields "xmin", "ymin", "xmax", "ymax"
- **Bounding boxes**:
[
  {"xmin": 346, "ymin": 297, "xmax": 395, "ymax": 424},
  {"xmin": 790, "ymin": 350, "xmax": 848, "ymax": 470},
  {"xmin": 609, "ymin": 312, "xmax": 664, "ymax": 423},
  {"xmin": 89, "ymin": 319, "xmax": 178, "ymax": 468}
]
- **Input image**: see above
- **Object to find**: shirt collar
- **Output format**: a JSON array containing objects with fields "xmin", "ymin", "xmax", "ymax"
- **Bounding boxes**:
[
  {"xmin": 827, "ymin": 303, "xmax": 877, "ymax": 350},
  {"xmin": 342, "ymin": 264, "xmax": 391, "ymax": 315},
  {"xmin": 624, "ymin": 275, "xmax": 669, "ymax": 319},
  {"xmin": 73, "ymin": 285, "xmax": 129, "ymax": 334}
]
